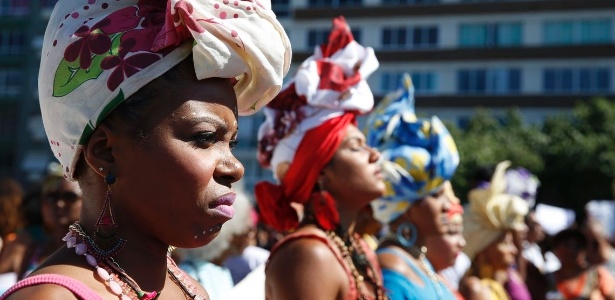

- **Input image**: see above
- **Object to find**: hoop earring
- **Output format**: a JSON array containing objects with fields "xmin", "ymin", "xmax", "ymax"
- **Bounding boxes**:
[
  {"xmin": 396, "ymin": 222, "xmax": 417, "ymax": 248},
  {"xmin": 85, "ymin": 172, "xmax": 127, "ymax": 261}
]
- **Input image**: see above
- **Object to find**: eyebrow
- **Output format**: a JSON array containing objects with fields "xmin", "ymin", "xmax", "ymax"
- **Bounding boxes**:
[{"xmin": 179, "ymin": 115, "xmax": 233, "ymax": 132}]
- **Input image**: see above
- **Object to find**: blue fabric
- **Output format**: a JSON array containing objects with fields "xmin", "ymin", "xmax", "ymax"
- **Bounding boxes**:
[
  {"xmin": 365, "ymin": 73, "xmax": 459, "ymax": 223},
  {"xmin": 378, "ymin": 248, "xmax": 456, "ymax": 300}
]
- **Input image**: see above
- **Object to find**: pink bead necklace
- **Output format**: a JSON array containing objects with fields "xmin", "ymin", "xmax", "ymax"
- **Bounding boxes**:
[{"xmin": 64, "ymin": 222, "xmax": 206, "ymax": 300}]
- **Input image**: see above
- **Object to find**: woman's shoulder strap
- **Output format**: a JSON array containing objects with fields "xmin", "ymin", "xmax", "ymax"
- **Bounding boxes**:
[{"xmin": 0, "ymin": 274, "xmax": 102, "ymax": 300}]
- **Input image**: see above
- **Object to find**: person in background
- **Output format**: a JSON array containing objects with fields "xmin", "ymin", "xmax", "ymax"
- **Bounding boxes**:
[
  {"xmin": 355, "ymin": 204, "xmax": 384, "ymax": 251},
  {"xmin": 365, "ymin": 73, "xmax": 460, "ymax": 300},
  {"xmin": 425, "ymin": 182, "xmax": 467, "ymax": 300},
  {"xmin": 175, "ymin": 181, "xmax": 257, "ymax": 300},
  {"xmin": 461, "ymin": 161, "xmax": 531, "ymax": 300},
  {"xmin": 0, "ymin": 0, "xmax": 290, "ymax": 298},
  {"xmin": 222, "ymin": 190, "xmax": 269, "ymax": 285},
  {"xmin": 0, "ymin": 164, "xmax": 83, "ymax": 280},
  {"xmin": 0, "ymin": 178, "xmax": 23, "ymax": 249},
  {"xmin": 255, "ymin": 16, "xmax": 387, "ymax": 299},
  {"xmin": 546, "ymin": 228, "xmax": 615, "ymax": 300},
  {"xmin": 0, "ymin": 178, "xmax": 24, "ymax": 294}
]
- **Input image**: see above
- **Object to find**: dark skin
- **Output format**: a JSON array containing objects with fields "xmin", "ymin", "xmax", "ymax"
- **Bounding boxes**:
[
  {"xmin": 265, "ymin": 125, "xmax": 385, "ymax": 300},
  {"xmin": 377, "ymin": 187, "xmax": 451, "ymax": 289},
  {"xmin": 6, "ymin": 60, "xmax": 243, "ymax": 299}
]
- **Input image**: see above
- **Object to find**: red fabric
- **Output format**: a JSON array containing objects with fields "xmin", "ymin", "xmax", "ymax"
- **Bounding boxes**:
[
  {"xmin": 320, "ymin": 16, "xmax": 354, "ymax": 58},
  {"xmin": 255, "ymin": 114, "xmax": 356, "ymax": 232}
]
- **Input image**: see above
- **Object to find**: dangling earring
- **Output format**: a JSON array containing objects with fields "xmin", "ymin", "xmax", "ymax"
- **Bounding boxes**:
[
  {"xmin": 84, "ymin": 172, "xmax": 127, "ymax": 261},
  {"xmin": 396, "ymin": 222, "xmax": 417, "ymax": 248}
]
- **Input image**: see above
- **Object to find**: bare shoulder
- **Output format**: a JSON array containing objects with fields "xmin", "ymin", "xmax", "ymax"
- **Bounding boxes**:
[
  {"xmin": 3, "ymin": 283, "xmax": 80, "ymax": 300},
  {"xmin": 267, "ymin": 231, "xmax": 342, "ymax": 276},
  {"xmin": 459, "ymin": 276, "xmax": 491, "ymax": 300},
  {"xmin": 266, "ymin": 229, "xmax": 346, "ymax": 300},
  {"xmin": 377, "ymin": 246, "xmax": 411, "ymax": 275}
]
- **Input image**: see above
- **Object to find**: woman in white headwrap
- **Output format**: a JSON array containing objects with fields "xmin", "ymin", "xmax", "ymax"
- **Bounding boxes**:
[
  {"xmin": 0, "ymin": 0, "xmax": 290, "ymax": 299},
  {"xmin": 460, "ymin": 161, "xmax": 531, "ymax": 300},
  {"xmin": 255, "ymin": 16, "xmax": 387, "ymax": 300}
]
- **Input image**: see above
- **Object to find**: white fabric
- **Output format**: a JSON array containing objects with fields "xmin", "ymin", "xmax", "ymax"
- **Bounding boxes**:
[
  {"xmin": 39, "ymin": 0, "xmax": 291, "ymax": 179},
  {"xmin": 259, "ymin": 30, "xmax": 378, "ymax": 180},
  {"xmin": 222, "ymin": 264, "xmax": 265, "ymax": 300},
  {"xmin": 439, "ymin": 252, "xmax": 471, "ymax": 290},
  {"xmin": 179, "ymin": 260, "xmax": 234, "ymax": 300},
  {"xmin": 534, "ymin": 203, "xmax": 576, "ymax": 236},
  {"xmin": 223, "ymin": 245, "xmax": 270, "ymax": 284},
  {"xmin": 522, "ymin": 241, "xmax": 561, "ymax": 274}
]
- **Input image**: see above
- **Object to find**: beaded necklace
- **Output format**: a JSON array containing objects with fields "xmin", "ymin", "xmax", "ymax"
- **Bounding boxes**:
[
  {"xmin": 327, "ymin": 231, "xmax": 387, "ymax": 300},
  {"xmin": 64, "ymin": 222, "xmax": 206, "ymax": 300}
]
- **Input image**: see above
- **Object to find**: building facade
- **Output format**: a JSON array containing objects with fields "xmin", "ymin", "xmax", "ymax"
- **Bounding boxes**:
[{"xmin": 1, "ymin": 0, "xmax": 613, "ymax": 191}]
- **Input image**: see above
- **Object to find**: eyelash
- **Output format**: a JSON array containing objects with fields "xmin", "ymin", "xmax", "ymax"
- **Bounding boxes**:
[{"xmin": 193, "ymin": 132, "xmax": 238, "ymax": 150}]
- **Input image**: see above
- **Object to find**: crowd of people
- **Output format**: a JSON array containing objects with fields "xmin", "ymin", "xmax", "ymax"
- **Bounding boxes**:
[{"xmin": 0, "ymin": 1, "xmax": 614, "ymax": 299}]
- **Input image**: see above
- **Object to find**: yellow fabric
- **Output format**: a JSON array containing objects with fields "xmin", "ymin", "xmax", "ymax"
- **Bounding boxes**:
[
  {"xmin": 462, "ymin": 161, "xmax": 529, "ymax": 260},
  {"xmin": 481, "ymin": 278, "xmax": 511, "ymax": 300}
]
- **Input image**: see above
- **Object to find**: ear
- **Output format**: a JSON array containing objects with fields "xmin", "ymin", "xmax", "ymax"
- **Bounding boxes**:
[{"xmin": 82, "ymin": 124, "xmax": 116, "ymax": 178}]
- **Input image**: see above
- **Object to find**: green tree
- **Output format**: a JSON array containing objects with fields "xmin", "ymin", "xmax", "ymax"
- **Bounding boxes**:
[{"xmin": 538, "ymin": 98, "xmax": 615, "ymax": 211}]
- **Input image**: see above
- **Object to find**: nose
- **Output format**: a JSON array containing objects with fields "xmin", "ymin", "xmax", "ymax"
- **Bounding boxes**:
[
  {"xmin": 367, "ymin": 146, "xmax": 380, "ymax": 163},
  {"xmin": 459, "ymin": 236, "xmax": 466, "ymax": 248},
  {"xmin": 55, "ymin": 199, "xmax": 66, "ymax": 208},
  {"xmin": 216, "ymin": 153, "xmax": 245, "ymax": 185}
]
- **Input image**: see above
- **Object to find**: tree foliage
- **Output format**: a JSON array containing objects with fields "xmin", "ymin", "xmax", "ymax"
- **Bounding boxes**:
[{"xmin": 447, "ymin": 98, "xmax": 615, "ymax": 210}]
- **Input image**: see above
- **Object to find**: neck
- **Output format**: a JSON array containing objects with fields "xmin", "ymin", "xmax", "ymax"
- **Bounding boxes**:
[{"xmin": 75, "ymin": 222, "xmax": 169, "ymax": 292}]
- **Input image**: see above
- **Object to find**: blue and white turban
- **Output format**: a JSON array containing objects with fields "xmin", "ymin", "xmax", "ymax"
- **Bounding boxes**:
[{"xmin": 365, "ymin": 73, "xmax": 459, "ymax": 224}]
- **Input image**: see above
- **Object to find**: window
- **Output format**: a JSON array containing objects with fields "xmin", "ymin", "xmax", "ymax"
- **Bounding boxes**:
[
  {"xmin": 383, "ymin": 0, "xmax": 440, "ymax": 4},
  {"xmin": 544, "ymin": 19, "xmax": 611, "ymax": 45},
  {"xmin": 0, "ymin": 0, "xmax": 28, "ymax": 16},
  {"xmin": 0, "ymin": 70, "xmax": 23, "ymax": 96},
  {"xmin": 457, "ymin": 69, "xmax": 521, "ymax": 94},
  {"xmin": 307, "ymin": 29, "xmax": 361, "ymax": 49},
  {"xmin": 382, "ymin": 26, "xmax": 438, "ymax": 49},
  {"xmin": 543, "ymin": 68, "xmax": 611, "ymax": 93},
  {"xmin": 380, "ymin": 71, "xmax": 437, "ymax": 94},
  {"xmin": 459, "ymin": 22, "xmax": 522, "ymax": 47},
  {"xmin": 0, "ymin": 30, "xmax": 25, "ymax": 55},
  {"xmin": 0, "ymin": 105, "xmax": 16, "ymax": 137},
  {"xmin": 308, "ymin": 0, "xmax": 362, "ymax": 7},
  {"xmin": 271, "ymin": 0, "xmax": 290, "ymax": 17}
]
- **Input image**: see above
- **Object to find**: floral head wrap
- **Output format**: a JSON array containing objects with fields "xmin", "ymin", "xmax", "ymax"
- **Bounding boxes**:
[
  {"xmin": 254, "ymin": 16, "xmax": 379, "ymax": 232},
  {"xmin": 39, "ymin": 0, "xmax": 291, "ymax": 180},
  {"xmin": 505, "ymin": 167, "xmax": 540, "ymax": 209},
  {"xmin": 463, "ymin": 161, "xmax": 530, "ymax": 261},
  {"xmin": 365, "ymin": 73, "xmax": 459, "ymax": 224}
]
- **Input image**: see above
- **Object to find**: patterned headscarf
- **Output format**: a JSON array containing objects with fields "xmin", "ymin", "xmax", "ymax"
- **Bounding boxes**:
[
  {"xmin": 365, "ymin": 73, "xmax": 459, "ymax": 224},
  {"xmin": 463, "ymin": 161, "xmax": 530, "ymax": 261},
  {"xmin": 254, "ymin": 16, "xmax": 379, "ymax": 232},
  {"xmin": 39, "ymin": 0, "xmax": 291, "ymax": 180}
]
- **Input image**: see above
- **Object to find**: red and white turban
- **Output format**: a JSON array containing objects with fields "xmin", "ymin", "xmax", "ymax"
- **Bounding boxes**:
[
  {"xmin": 39, "ymin": 0, "xmax": 291, "ymax": 180},
  {"xmin": 255, "ymin": 16, "xmax": 379, "ymax": 232}
]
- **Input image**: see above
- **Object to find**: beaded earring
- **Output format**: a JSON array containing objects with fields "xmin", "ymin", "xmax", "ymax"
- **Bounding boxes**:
[
  {"xmin": 396, "ymin": 222, "xmax": 418, "ymax": 248},
  {"xmin": 84, "ymin": 172, "xmax": 127, "ymax": 261}
]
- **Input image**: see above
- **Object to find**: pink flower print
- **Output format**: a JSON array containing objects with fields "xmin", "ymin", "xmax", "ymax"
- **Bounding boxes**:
[
  {"xmin": 64, "ymin": 25, "xmax": 112, "ymax": 69},
  {"xmin": 100, "ymin": 38, "xmax": 161, "ymax": 91},
  {"xmin": 172, "ymin": 0, "xmax": 206, "ymax": 33}
]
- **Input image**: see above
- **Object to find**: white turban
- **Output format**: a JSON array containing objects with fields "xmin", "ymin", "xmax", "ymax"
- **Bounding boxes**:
[{"xmin": 39, "ymin": 0, "xmax": 291, "ymax": 180}]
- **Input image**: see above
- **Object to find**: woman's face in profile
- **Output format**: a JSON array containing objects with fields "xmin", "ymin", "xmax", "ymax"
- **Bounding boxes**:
[
  {"xmin": 321, "ymin": 124, "xmax": 385, "ymax": 206},
  {"xmin": 110, "ymin": 76, "xmax": 244, "ymax": 248},
  {"xmin": 483, "ymin": 231, "xmax": 518, "ymax": 270},
  {"xmin": 42, "ymin": 179, "xmax": 82, "ymax": 230},
  {"xmin": 410, "ymin": 186, "xmax": 452, "ymax": 237}
]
